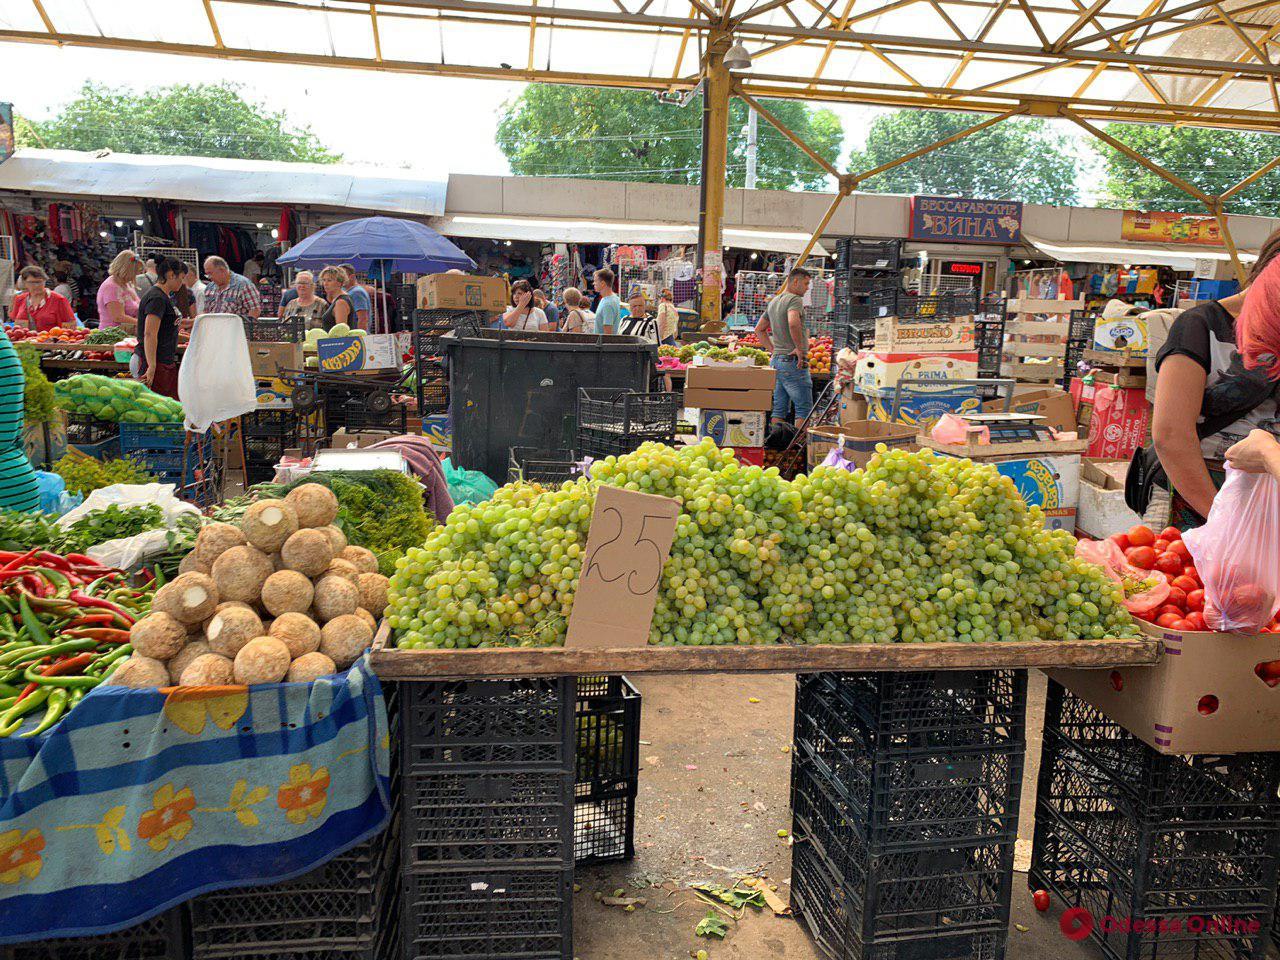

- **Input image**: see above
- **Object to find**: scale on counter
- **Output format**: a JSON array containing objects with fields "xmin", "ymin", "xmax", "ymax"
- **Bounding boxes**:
[{"xmin": 951, "ymin": 412, "xmax": 1054, "ymax": 444}]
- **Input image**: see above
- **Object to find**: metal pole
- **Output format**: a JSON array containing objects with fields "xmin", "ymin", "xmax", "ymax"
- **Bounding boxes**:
[
  {"xmin": 745, "ymin": 105, "xmax": 759, "ymax": 189},
  {"xmin": 698, "ymin": 37, "xmax": 732, "ymax": 330}
]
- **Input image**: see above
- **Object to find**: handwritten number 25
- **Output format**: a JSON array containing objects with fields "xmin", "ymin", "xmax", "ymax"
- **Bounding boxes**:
[{"xmin": 583, "ymin": 507, "xmax": 670, "ymax": 597}]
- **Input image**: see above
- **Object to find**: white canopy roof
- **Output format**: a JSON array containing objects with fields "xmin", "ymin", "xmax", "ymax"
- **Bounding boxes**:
[
  {"xmin": 0, "ymin": 149, "xmax": 448, "ymax": 217},
  {"xmin": 1024, "ymin": 233, "xmax": 1259, "ymax": 271}
]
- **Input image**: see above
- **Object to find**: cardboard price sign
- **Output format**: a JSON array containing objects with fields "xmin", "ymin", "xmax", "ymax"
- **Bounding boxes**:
[{"xmin": 565, "ymin": 486, "xmax": 680, "ymax": 649}]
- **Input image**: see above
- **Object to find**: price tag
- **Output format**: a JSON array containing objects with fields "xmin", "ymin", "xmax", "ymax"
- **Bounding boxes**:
[{"xmin": 565, "ymin": 485, "xmax": 680, "ymax": 649}]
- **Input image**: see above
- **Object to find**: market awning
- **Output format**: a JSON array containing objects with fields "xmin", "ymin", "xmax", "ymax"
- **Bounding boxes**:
[
  {"xmin": 434, "ymin": 215, "xmax": 828, "ymax": 257},
  {"xmin": 0, "ymin": 149, "xmax": 449, "ymax": 218},
  {"xmin": 1022, "ymin": 233, "xmax": 1259, "ymax": 272}
]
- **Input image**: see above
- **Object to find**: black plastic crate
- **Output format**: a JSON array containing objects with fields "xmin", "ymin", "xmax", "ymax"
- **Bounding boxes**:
[
  {"xmin": 509, "ymin": 447, "xmax": 580, "ymax": 486},
  {"xmin": 191, "ymin": 829, "xmax": 399, "ymax": 958},
  {"xmin": 791, "ymin": 761, "xmax": 1014, "ymax": 960},
  {"xmin": 64, "ymin": 413, "xmax": 118, "ymax": 445},
  {"xmin": 402, "ymin": 767, "xmax": 573, "ymax": 869},
  {"xmin": 575, "ymin": 675, "xmax": 640, "ymax": 865},
  {"xmin": 241, "ymin": 408, "xmax": 298, "ymax": 438},
  {"xmin": 974, "ymin": 318, "xmax": 1005, "ymax": 380},
  {"xmin": 400, "ymin": 678, "xmax": 574, "ymax": 770},
  {"xmin": 413, "ymin": 308, "xmax": 487, "ymax": 358},
  {"xmin": 849, "ymin": 289, "xmax": 979, "ymax": 322},
  {"xmin": 2, "ymin": 908, "xmax": 189, "ymax": 960},
  {"xmin": 416, "ymin": 359, "xmax": 448, "ymax": 415},
  {"xmin": 1070, "ymin": 310, "xmax": 1096, "ymax": 341},
  {"xmin": 323, "ymin": 394, "xmax": 408, "ymax": 435},
  {"xmin": 835, "ymin": 237, "xmax": 902, "ymax": 273},
  {"xmin": 244, "ymin": 316, "xmax": 306, "ymax": 343},
  {"xmin": 1029, "ymin": 682, "xmax": 1280, "ymax": 960},
  {"xmin": 242, "ymin": 434, "xmax": 292, "ymax": 486},
  {"xmin": 576, "ymin": 389, "xmax": 678, "ymax": 458},
  {"xmin": 401, "ymin": 866, "xmax": 572, "ymax": 960}
]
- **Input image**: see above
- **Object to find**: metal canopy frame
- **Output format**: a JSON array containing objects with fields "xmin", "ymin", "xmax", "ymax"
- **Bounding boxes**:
[{"xmin": 5, "ymin": 0, "xmax": 1277, "ymax": 307}]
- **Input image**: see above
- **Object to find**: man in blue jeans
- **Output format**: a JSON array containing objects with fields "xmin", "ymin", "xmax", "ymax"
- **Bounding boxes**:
[{"xmin": 756, "ymin": 268, "xmax": 813, "ymax": 422}]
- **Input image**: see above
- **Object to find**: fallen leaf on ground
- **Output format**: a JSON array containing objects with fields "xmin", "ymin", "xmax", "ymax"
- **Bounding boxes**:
[
  {"xmin": 695, "ymin": 911, "xmax": 731, "ymax": 939},
  {"xmin": 741, "ymin": 877, "xmax": 792, "ymax": 917}
]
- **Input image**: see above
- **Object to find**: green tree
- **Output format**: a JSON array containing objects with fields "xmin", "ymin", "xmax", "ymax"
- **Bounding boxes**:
[
  {"xmin": 21, "ymin": 82, "xmax": 340, "ymax": 163},
  {"xmin": 1093, "ymin": 123, "xmax": 1280, "ymax": 215},
  {"xmin": 850, "ymin": 109, "xmax": 1079, "ymax": 204},
  {"xmin": 496, "ymin": 84, "xmax": 843, "ymax": 190}
]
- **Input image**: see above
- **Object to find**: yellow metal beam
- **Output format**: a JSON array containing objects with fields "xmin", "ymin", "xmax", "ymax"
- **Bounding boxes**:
[
  {"xmin": 1064, "ymin": 111, "xmax": 1213, "ymax": 204},
  {"xmin": 1066, "ymin": 0, "xmax": 1223, "ymax": 49},
  {"xmin": 1219, "ymin": 154, "xmax": 1280, "ymax": 204},
  {"xmin": 699, "ymin": 39, "xmax": 732, "ymax": 328},
  {"xmin": 29, "ymin": 0, "xmax": 57, "ymax": 42},
  {"xmin": 735, "ymin": 86, "xmax": 842, "ymax": 176},
  {"xmin": 1050, "ymin": 0, "xmax": 1109, "ymax": 52},
  {"xmin": 796, "ymin": 186, "xmax": 849, "ymax": 267},
  {"xmin": 527, "ymin": 0, "xmax": 538, "ymax": 70},
  {"xmin": 849, "ymin": 104, "xmax": 1026, "ymax": 185},
  {"xmin": 371, "ymin": 3, "xmax": 383, "ymax": 61},
  {"xmin": 1208, "ymin": 201, "xmax": 1248, "ymax": 285},
  {"xmin": 1015, "ymin": 0, "xmax": 1051, "ymax": 48},
  {"xmin": 1189, "ymin": 22, "xmax": 1280, "ymax": 109},
  {"xmin": 202, "ymin": 0, "xmax": 225, "ymax": 48}
]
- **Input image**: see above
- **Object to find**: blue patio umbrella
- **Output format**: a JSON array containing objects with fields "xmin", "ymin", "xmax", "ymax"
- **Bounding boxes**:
[{"xmin": 276, "ymin": 216, "xmax": 475, "ymax": 273}]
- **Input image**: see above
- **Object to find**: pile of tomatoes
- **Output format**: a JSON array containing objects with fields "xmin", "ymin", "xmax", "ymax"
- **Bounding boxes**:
[
  {"xmin": 809, "ymin": 336, "xmax": 833, "ymax": 375},
  {"xmin": 1110, "ymin": 524, "xmax": 1207, "ymax": 631},
  {"xmin": 7, "ymin": 326, "xmax": 91, "ymax": 345}
]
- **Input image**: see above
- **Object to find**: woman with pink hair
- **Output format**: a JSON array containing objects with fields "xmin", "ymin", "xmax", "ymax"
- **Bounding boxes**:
[{"xmin": 1153, "ymin": 234, "xmax": 1280, "ymax": 525}]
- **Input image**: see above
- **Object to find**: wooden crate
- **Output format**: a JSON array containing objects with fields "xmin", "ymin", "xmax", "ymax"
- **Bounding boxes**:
[{"xmin": 1084, "ymin": 348, "xmax": 1145, "ymax": 369}]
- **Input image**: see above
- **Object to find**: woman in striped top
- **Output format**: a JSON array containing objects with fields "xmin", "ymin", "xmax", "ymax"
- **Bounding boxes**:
[{"xmin": 0, "ymin": 327, "xmax": 40, "ymax": 512}]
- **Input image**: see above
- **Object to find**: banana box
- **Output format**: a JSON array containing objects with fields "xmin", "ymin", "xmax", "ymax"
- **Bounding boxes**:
[
  {"xmin": 317, "ymin": 332, "xmax": 410, "ymax": 372},
  {"xmin": 1092, "ymin": 315, "xmax": 1148, "ymax": 355},
  {"xmin": 255, "ymin": 376, "xmax": 294, "ymax": 410},
  {"xmin": 862, "ymin": 385, "xmax": 982, "ymax": 433},
  {"xmin": 854, "ymin": 350, "xmax": 979, "ymax": 393},
  {"xmin": 991, "ymin": 454, "xmax": 1081, "ymax": 532}
]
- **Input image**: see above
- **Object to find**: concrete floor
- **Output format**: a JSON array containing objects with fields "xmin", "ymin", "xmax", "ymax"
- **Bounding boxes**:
[{"xmin": 572, "ymin": 671, "xmax": 1098, "ymax": 960}]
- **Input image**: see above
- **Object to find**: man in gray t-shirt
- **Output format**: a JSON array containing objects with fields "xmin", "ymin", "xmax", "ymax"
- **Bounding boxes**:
[{"xmin": 756, "ymin": 269, "xmax": 814, "ymax": 422}]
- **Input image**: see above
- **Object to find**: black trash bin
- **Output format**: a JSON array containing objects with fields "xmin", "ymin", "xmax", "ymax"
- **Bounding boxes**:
[{"xmin": 444, "ymin": 329, "xmax": 657, "ymax": 483}]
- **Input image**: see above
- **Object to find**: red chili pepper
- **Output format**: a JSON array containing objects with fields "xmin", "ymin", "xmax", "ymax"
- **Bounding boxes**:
[
  {"xmin": 21, "ymin": 575, "xmax": 48, "ymax": 598},
  {"xmin": 67, "ymin": 613, "xmax": 118, "ymax": 627},
  {"xmin": 0, "ymin": 570, "xmax": 35, "ymax": 584},
  {"xmin": 14, "ymin": 681, "xmax": 38, "ymax": 703},
  {"xmin": 41, "ymin": 653, "xmax": 94, "ymax": 677},
  {"xmin": 68, "ymin": 592, "xmax": 135, "ymax": 623},
  {"xmin": 0, "ymin": 549, "xmax": 39, "ymax": 573},
  {"xmin": 32, "ymin": 552, "xmax": 75, "ymax": 573},
  {"xmin": 63, "ymin": 628, "xmax": 131, "ymax": 643}
]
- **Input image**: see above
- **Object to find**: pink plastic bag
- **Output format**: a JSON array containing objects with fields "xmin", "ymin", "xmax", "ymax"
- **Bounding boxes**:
[
  {"xmin": 1075, "ymin": 538, "xmax": 1169, "ymax": 616},
  {"xmin": 930, "ymin": 414, "xmax": 988, "ymax": 446},
  {"xmin": 1183, "ymin": 466, "xmax": 1280, "ymax": 632}
]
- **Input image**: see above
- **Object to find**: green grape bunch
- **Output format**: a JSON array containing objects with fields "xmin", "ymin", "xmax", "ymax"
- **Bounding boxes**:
[{"xmin": 387, "ymin": 441, "xmax": 1137, "ymax": 649}]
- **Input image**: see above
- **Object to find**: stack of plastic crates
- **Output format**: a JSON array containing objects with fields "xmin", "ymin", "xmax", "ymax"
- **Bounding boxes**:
[
  {"xmin": 1063, "ymin": 311, "xmax": 1097, "ymax": 391},
  {"xmin": 575, "ymin": 676, "xmax": 640, "ymax": 865},
  {"xmin": 732, "ymin": 270, "xmax": 835, "ymax": 337},
  {"xmin": 244, "ymin": 317, "xmax": 305, "ymax": 344},
  {"xmin": 321, "ymin": 386, "xmax": 409, "ymax": 435},
  {"xmin": 1030, "ymin": 681, "xmax": 1280, "ymax": 960},
  {"xmin": 509, "ymin": 447, "xmax": 581, "ymax": 486},
  {"xmin": 240, "ymin": 409, "xmax": 298, "ymax": 486},
  {"xmin": 576, "ymin": 389, "xmax": 678, "ymax": 459},
  {"xmin": 411, "ymin": 308, "xmax": 486, "ymax": 415},
  {"xmin": 791, "ymin": 671, "xmax": 1026, "ymax": 960},
  {"xmin": 398, "ymin": 678, "xmax": 575, "ymax": 960},
  {"xmin": 119, "ymin": 422, "xmax": 220, "ymax": 507},
  {"xmin": 1, "ymin": 908, "xmax": 189, "ymax": 960},
  {"xmin": 64, "ymin": 413, "xmax": 119, "ymax": 459},
  {"xmin": 832, "ymin": 238, "xmax": 903, "ymax": 352}
]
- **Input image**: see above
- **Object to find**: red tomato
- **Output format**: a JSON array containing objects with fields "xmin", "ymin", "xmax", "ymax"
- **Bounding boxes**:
[
  {"xmin": 1155, "ymin": 553, "xmax": 1185, "ymax": 577},
  {"xmin": 1156, "ymin": 604, "xmax": 1186, "ymax": 620},
  {"xmin": 1110, "ymin": 533, "xmax": 1131, "ymax": 551},
  {"xmin": 1184, "ymin": 565, "xmax": 1199, "ymax": 581},
  {"xmin": 1171, "ymin": 575, "xmax": 1198, "ymax": 593},
  {"xmin": 1168, "ymin": 540, "xmax": 1191, "ymax": 560},
  {"xmin": 1170, "ymin": 619, "xmax": 1194, "ymax": 631},
  {"xmin": 1126, "ymin": 546, "xmax": 1158, "ymax": 569},
  {"xmin": 1186, "ymin": 589, "xmax": 1205, "ymax": 611},
  {"xmin": 1160, "ymin": 527, "xmax": 1182, "ymax": 542},
  {"xmin": 1166, "ymin": 587, "xmax": 1187, "ymax": 609},
  {"xmin": 1128, "ymin": 526, "xmax": 1156, "ymax": 548},
  {"xmin": 1032, "ymin": 889, "xmax": 1050, "ymax": 912},
  {"xmin": 1184, "ymin": 611, "xmax": 1208, "ymax": 631},
  {"xmin": 1153, "ymin": 539, "xmax": 1170, "ymax": 554},
  {"xmin": 1157, "ymin": 612, "xmax": 1184, "ymax": 628}
]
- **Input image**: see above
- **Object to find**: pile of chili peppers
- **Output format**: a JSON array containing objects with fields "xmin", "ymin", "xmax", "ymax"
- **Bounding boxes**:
[{"xmin": 0, "ymin": 549, "xmax": 151, "ymax": 738}]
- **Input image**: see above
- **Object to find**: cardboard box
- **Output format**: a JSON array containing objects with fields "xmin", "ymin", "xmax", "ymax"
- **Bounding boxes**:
[
  {"xmin": 983, "ymin": 387, "xmax": 1076, "ymax": 435},
  {"xmin": 1076, "ymin": 460, "xmax": 1143, "ymax": 540},
  {"xmin": 329, "ymin": 429, "xmax": 391, "ymax": 449},
  {"xmin": 255, "ymin": 377, "xmax": 294, "ymax": 410},
  {"xmin": 854, "ymin": 351, "xmax": 979, "ymax": 393},
  {"xmin": 695, "ymin": 409, "xmax": 765, "ymax": 447},
  {"xmin": 808, "ymin": 421, "xmax": 916, "ymax": 470},
  {"xmin": 873, "ymin": 315, "xmax": 976, "ymax": 353},
  {"xmin": 863, "ymin": 387, "xmax": 983, "ymax": 433},
  {"xmin": 416, "ymin": 273, "xmax": 509, "ymax": 312},
  {"xmin": 248, "ymin": 342, "xmax": 303, "ymax": 378},
  {"xmin": 1049, "ymin": 620, "xmax": 1280, "ymax": 754},
  {"xmin": 1093, "ymin": 315, "xmax": 1149, "ymax": 356},
  {"xmin": 1086, "ymin": 385, "xmax": 1150, "ymax": 460},
  {"xmin": 735, "ymin": 446, "xmax": 764, "ymax": 467},
  {"xmin": 317, "ymin": 333, "xmax": 409, "ymax": 373},
  {"xmin": 684, "ymin": 365, "xmax": 775, "ymax": 412},
  {"xmin": 839, "ymin": 386, "xmax": 868, "ymax": 426},
  {"xmin": 994, "ymin": 453, "xmax": 1080, "ymax": 531}
]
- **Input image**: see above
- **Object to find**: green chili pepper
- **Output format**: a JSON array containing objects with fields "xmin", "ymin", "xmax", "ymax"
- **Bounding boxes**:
[
  {"xmin": 36, "ymin": 568, "xmax": 72, "ymax": 600},
  {"xmin": 151, "ymin": 566, "xmax": 167, "ymax": 589},
  {"xmin": 0, "ymin": 639, "xmax": 97, "ymax": 667},
  {"xmin": 23, "ymin": 669, "xmax": 99, "ymax": 690},
  {"xmin": 21, "ymin": 688, "xmax": 69, "ymax": 738},
  {"xmin": 0, "ymin": 614, "xmax": 16, "ymax": 638},
  {"xmin": 0, "ymin": 686, "xmax": 49, "ymax": 737},
  {"xmin": 0, "ymin": 682, "xmax": 20, "ymax": 699},
  {"xmin": 17, "ymin": 594, "xmax": 51, "ymax": 646},
  {"xmin": 87, "ymin": 644, "xmax": 133, "ymax": 675}
]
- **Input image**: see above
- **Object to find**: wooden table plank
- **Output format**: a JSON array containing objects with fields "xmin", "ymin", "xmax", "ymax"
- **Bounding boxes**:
[{"xmin": 369, "ymin": 625, "xmax": 1159, "ymax": 679}]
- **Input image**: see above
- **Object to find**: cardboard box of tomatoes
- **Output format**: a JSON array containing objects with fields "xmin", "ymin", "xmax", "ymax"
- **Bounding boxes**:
[{"xmin": 1054, "ymin": 523, "xmax": 1280, "ymax": 754}]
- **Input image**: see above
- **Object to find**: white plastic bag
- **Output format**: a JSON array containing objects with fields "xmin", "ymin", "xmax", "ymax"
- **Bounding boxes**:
[
  {"xmin": 1183, "ymin": 466, "xmax": 1280, "ymax": 632},
  {"xmin": 178, "ymin": 313, "xmax": 257, "ymax": 432},
  {"xmin": 56, "ymin": 482, "xmax": 202, "ymax": 570}
]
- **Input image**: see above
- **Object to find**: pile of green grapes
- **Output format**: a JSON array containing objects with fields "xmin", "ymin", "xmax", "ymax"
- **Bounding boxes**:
[{"xmin": 387, "ymin": 440, "xmax": 1138, "ymax": 649}]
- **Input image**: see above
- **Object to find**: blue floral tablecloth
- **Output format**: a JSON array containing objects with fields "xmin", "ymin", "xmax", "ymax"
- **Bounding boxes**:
[{"xmin": 0, "ymin": 655, "xmax": 391, "ymax": 944}]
